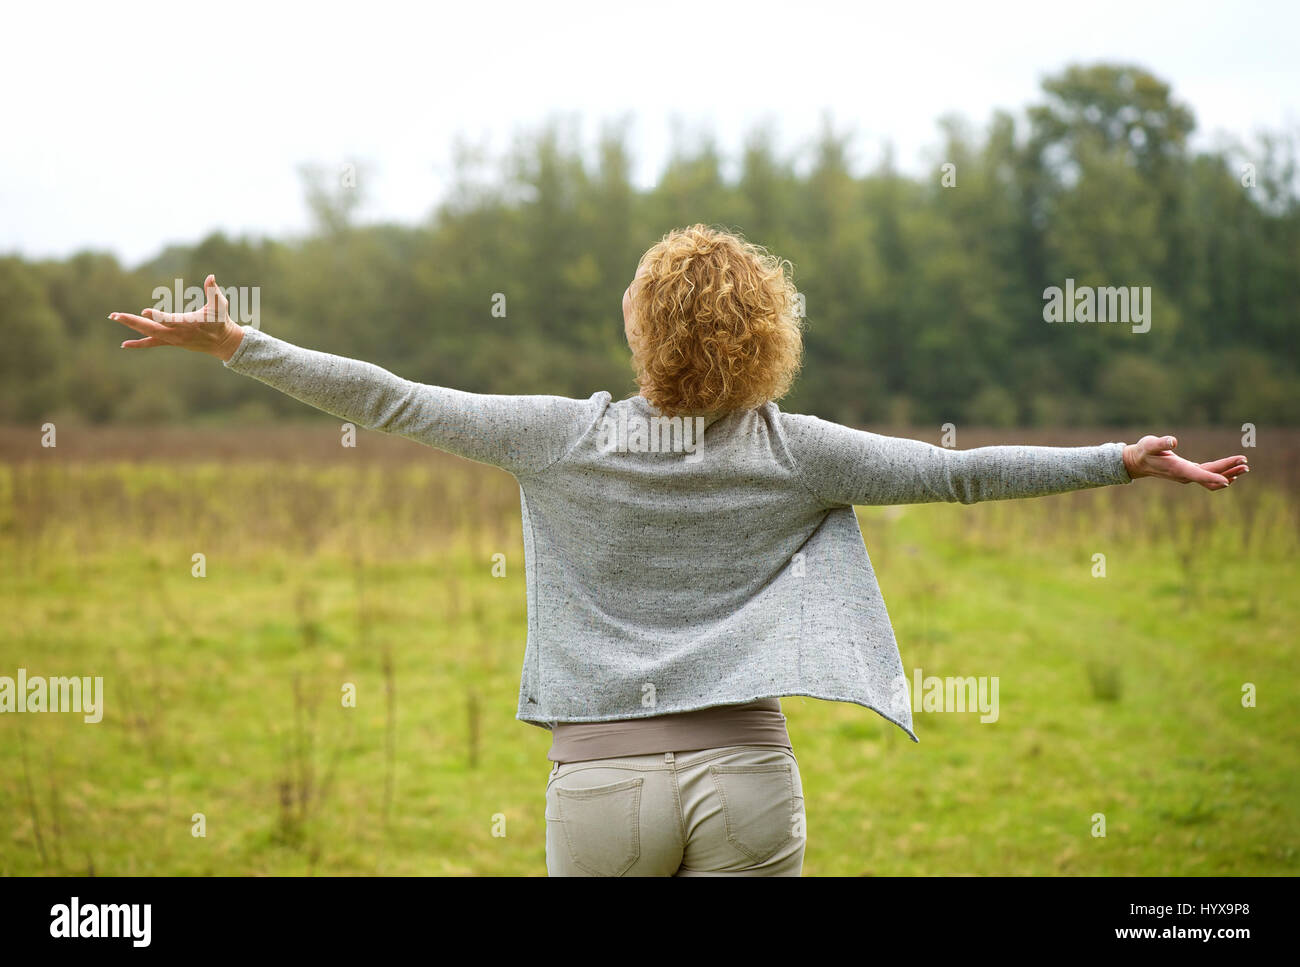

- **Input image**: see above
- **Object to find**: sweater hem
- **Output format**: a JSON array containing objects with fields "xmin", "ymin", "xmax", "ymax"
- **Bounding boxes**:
[{"xmin": 517, "ymin": 691, "xmax": 921, "ymax": 743}]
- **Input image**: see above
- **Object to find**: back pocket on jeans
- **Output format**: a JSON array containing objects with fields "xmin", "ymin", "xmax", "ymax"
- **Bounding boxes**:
[
  {"xmin": 554, "ymin": 777, "xmax": 643, "ymax": 876},
  {"xmin": 709, "ymin": 763, "xmax": 796, "ymax": 863}
]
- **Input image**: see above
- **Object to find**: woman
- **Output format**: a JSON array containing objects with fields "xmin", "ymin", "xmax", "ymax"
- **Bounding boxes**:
[{"xmin": 110, "ymin": 224, "xmax": 1248, "ymax": 876}]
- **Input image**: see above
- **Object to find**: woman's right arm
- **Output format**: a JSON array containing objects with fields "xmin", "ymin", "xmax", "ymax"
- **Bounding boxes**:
[
  {"xmin": 779, "ymin": 411, "xmax": 1247, "ymax": 506},
  {"xmin": 110, "ymin": 276, "xmax": 607, "ymax": 476}
]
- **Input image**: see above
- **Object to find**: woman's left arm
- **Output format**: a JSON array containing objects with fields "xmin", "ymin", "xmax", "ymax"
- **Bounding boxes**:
[{"xmin": 109, "ymin": 276, "xmax": 607, "ymax": 476}]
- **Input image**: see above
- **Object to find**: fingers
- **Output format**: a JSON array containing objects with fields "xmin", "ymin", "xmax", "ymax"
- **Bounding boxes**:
[
  {"xmin": 141, "ymin": 277, "xmax": 227, "ymax": 324},
  {"xmin": 1138, "ymin": 434, "xmax": 1246, "ymax": 491},
  {"xmin": 1180, "ymin": 452, "xmax": 1250, "ymax": 490},
  {"xmin": 141, "ymin": 306, "xmax": 206, "ymax": 324},
  {"xmin": 1200, "ymin": 455, "xmax": 1249, "ymax": 474},
  {"xmin": 111, "ymin": 274, "xmax": 231, "ymax": 353},
  {"xmin": 118, "ymin": 275, "xmax": 229, "ymax": 329},
  {"xmin": 205, "ymin": 275, "xmax": 230, "ymax": 321},
  {"xmin": 1182, "ymin": 463, "xmax": 1231, "ymax": 490},
  {"xmin": 109, "ymin": 313, "xmax": 166, "ymax": 348},
  {"xmin": 109, "ymin": 312, "xmax": 165, "ymax": 336}
]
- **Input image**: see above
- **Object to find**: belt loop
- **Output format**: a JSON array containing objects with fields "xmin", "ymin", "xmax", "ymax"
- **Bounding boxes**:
[{"xmin": 664, "ymin": 751, "xmax": 674, "ymax": 764}]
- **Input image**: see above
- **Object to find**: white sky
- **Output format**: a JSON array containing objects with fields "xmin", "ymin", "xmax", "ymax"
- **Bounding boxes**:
[{"xmin": 1, "ymin": 0, "xmax": 1296, "ymax": 266}]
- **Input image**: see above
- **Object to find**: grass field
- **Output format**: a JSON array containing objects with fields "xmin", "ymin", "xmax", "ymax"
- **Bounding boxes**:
[{"xmin": 1, "ymin": 425, "xmax": 1296, "ymax": 875}]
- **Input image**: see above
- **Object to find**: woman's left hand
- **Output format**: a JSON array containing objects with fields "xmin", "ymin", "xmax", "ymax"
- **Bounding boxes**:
[
  {"xmin": 109, "ymin": 275, "xmax": 244, "ymax": 361},
  {"xmin": 1122, "ymin": 435, "xmax": 1249, "ymax": 491}
]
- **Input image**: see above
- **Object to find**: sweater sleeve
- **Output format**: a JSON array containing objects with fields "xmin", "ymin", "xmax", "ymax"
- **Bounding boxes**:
[
  {"xmin": 223, "ymin": 327, "xmax": 608, "ymax": 476},
  {"xmin": 779, "ymin": 411, "xmax": 1133, "ymax": 506}
]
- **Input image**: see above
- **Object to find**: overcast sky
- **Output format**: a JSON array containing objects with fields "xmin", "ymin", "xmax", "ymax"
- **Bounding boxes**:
[{"xmin": 2, "ymin": 0, "xmax": 1296, "ymax": 266}]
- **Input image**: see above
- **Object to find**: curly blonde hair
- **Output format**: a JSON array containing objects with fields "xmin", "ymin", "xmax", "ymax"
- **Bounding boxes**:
[{"xmin": 628, "ymin": 224, "xmax": 803, "ymax": 415}]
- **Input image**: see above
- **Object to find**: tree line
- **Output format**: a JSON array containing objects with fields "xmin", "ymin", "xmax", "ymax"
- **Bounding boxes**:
[{"xmin": 3, "ymin": 63, "xmax": 1296, "ymax": 428}]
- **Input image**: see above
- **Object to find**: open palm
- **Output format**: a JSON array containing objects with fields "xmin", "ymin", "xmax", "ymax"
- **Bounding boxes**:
[
  {"xmin": 109, "ymin": 275, "xmax": 244, "ymax": 360},
  {"xmin": 1122, "ymin": 435, "xmax": 1248, "ymax": 491}
]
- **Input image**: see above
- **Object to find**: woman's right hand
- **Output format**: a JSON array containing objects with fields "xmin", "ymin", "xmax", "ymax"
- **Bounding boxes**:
[
  {"xmin": 1122, "ymin": 435, "xmax": 1249, "ymax": 491},
  {"xmin": 109, "ymin": 274, "xmax": 245, "ymax": 361}
]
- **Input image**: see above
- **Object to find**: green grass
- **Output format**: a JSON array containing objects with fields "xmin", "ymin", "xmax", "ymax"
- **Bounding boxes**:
[{"xmin": 0, "ymin": 452, "xmax": 1295, "ymax": 875}]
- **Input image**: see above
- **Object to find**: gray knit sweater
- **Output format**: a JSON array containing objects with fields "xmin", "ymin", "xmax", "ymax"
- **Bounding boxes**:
[{"xmin": 225, "ymin": 327, "xmax": 1133, "ymax": 741}]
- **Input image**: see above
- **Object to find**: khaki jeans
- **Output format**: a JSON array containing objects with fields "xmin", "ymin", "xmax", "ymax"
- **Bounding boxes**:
[{"xmin": 545, "ymin": 745, "xmax": 805, "ymax": 876}]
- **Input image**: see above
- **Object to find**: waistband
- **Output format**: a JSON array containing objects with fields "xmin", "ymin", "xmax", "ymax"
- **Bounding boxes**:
[{"xmin": 547, "ymin": 697, "xmax": 791, "ymax": 763}]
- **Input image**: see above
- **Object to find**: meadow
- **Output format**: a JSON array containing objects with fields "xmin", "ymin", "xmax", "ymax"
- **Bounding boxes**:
[{"xmin": 1, "ymin": 424, "xmax": 1296, "ymax": 875}]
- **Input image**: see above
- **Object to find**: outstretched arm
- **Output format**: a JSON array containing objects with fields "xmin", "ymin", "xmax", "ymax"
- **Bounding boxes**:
[
  {"xmin": 109, "ymin": 276, "xmax": 607, "ymax": 476},
  {"xmin": 780, "ymin": 412, "xmax": 1247, "ymax": 507}
]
